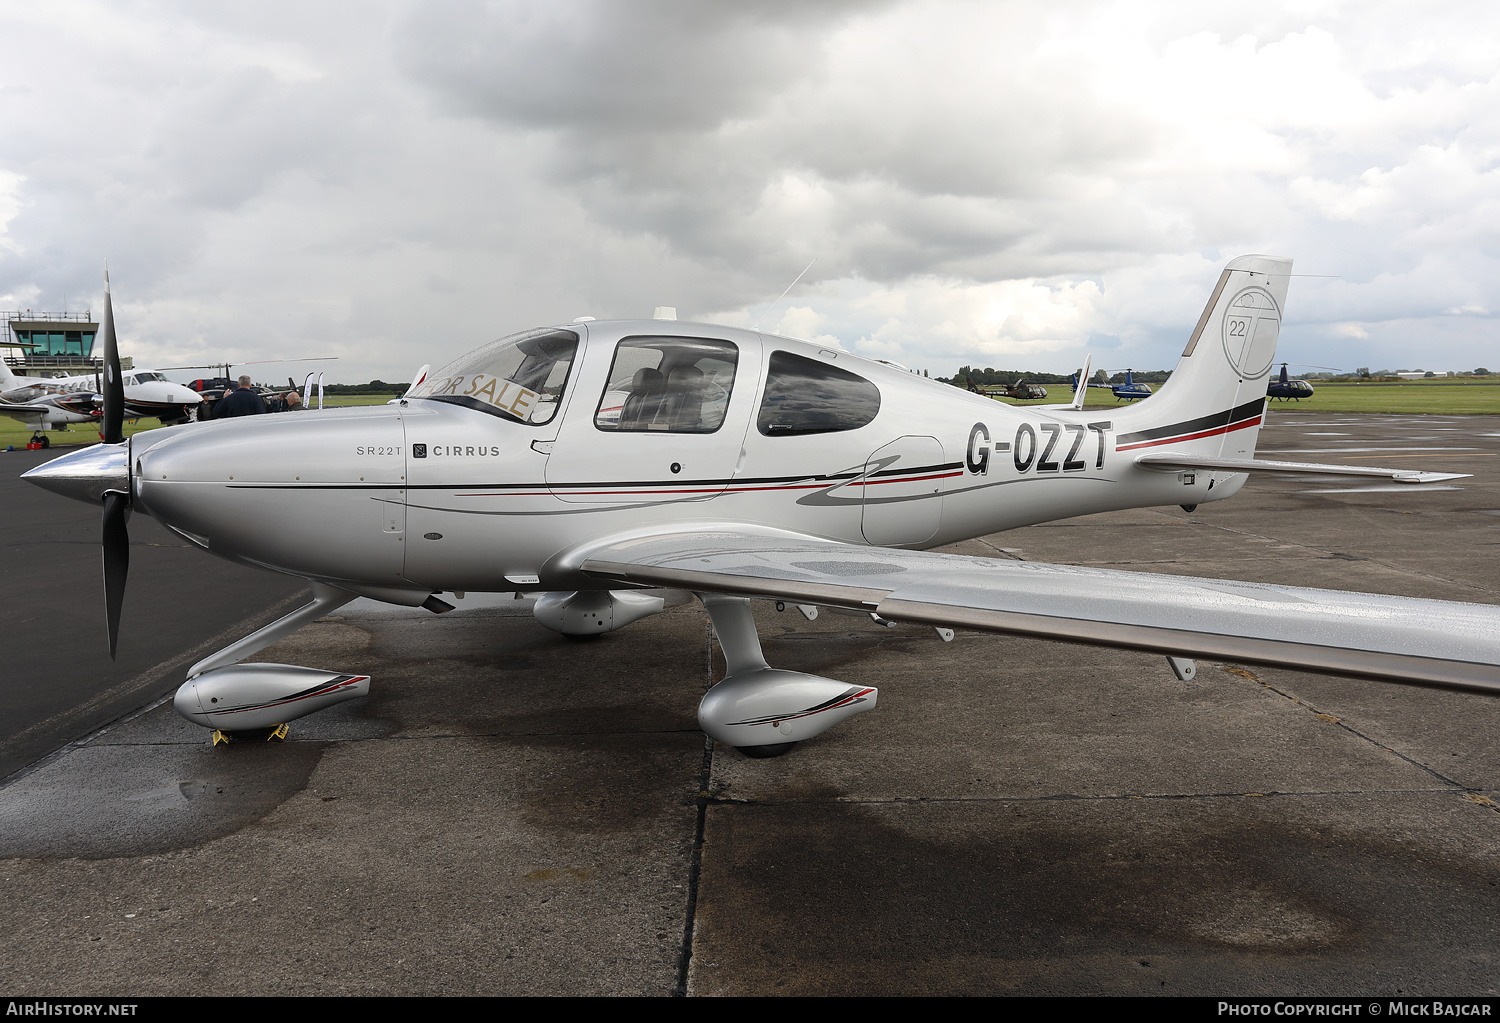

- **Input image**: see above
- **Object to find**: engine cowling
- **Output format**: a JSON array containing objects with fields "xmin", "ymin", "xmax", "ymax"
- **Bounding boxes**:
[{"xmin": 174, "ymin": 663, "xmax": 370, "ymax": 731}]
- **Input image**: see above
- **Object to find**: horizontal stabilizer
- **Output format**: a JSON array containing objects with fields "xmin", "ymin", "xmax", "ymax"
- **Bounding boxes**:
[{"xmin": 1134, "ymin": 452, "xmax": 1469, "ymax": 485}]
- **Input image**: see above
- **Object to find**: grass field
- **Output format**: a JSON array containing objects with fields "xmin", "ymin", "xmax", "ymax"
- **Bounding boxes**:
[
  {"xmin": 0, "ymin": 393, "xmax": 397, "ymax": 450},
  {"xmin": 991, "ymin": 380, "xmax": 1500, "ymax": 415},
  {"xmin": 7, "ymin": 382, "xmax": 1498, "ymax": 452}
]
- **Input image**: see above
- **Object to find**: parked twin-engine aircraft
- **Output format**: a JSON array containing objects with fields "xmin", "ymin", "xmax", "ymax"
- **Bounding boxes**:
[
  {"xmin": 0, "ymin": 352, "xmax": 202, "ymax": 431},
  {"xmin": 22, "ymin": 256, "xmax": 1500, "ymax": 755}
]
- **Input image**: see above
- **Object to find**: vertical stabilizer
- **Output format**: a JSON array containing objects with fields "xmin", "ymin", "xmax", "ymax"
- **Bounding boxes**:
[{"xmin": 1113, "ymin": 255, "xmax": 1291, "ymax": 461}]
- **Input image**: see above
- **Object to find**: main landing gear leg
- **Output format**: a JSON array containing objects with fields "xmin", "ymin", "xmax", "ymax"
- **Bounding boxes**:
[{"xmin": 698, "ymin": 594, "xmax": 879, "ymax": 759}]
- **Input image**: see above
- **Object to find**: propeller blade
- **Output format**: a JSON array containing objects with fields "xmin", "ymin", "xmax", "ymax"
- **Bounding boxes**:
[
  {"xmin": 102, "ymin": 490, "xmax": 130, "ymax": 659},
  {"xmin": 100, "ymin": 263, "xmax": 124, "ymax": 444}
]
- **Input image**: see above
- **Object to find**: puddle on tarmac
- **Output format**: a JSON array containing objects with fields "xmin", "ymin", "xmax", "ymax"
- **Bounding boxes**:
[{"xmin": 0, "ymin": 737, "xmax": 327, "ymax": 859}]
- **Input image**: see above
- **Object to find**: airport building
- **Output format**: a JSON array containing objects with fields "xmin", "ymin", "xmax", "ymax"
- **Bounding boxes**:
[{"xmin": 0, "ymin": 310, "xmax": 131, "ymax": 376}]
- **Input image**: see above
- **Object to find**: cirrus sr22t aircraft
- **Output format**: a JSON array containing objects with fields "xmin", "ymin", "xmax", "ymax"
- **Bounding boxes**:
[{"xmin": 23, "ymin": 256, "xmax": 1500, "ymax": 754}]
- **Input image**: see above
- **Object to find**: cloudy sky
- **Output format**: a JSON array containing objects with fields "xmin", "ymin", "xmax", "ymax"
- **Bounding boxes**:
[{"xmin": 2, "ymin": 0, "xmax": 1498, "ymax": 383}]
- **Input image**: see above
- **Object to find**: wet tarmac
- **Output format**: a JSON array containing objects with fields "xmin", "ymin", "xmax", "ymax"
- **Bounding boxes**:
[
  {"xmin": 0, "ymin": 447, "xmax": 305, "ymax": 779},
  {"xmin": 1, "ymin": 413, "xmax": 1498, "ymax": 995}
]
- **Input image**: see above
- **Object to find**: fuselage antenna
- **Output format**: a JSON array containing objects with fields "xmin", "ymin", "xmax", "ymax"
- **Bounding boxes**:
[{"xmin": 753, "ymin": 258, "xmax": 816, "ymax": 332}]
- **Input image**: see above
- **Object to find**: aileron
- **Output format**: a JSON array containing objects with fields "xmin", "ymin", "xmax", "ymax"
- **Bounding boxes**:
[{"xmin": 1135, "ymin": 451, "xmax": 1469, "ymax": 484}]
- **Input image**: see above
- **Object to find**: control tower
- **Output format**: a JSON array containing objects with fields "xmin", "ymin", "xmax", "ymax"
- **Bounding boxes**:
[{"xmin": 0, "ymin": 310, "xmax": 129, "ymax": 377}]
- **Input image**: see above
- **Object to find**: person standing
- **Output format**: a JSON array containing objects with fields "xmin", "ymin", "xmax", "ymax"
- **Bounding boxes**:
[{"xmin": 213, "ymin": 375, "xmax": 267, "ymax": 417}]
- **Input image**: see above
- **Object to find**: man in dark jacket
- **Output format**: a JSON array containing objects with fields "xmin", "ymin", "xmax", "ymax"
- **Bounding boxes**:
[{"xmin": 213, "ymin": 376, "xmax": 266, "ymax": 418}]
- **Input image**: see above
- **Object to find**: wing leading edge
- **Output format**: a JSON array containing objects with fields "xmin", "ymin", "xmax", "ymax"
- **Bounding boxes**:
[
  {"xmin": 0, "ymin": 399, "xmax": 59, "ymax": 421},
  {"xmin": 579, "ymin": 531, "xmax": 1500, "ymax": 696}
]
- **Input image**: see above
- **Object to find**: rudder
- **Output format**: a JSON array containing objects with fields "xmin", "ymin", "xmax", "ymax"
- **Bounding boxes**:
[{"xmin": 1114, "ymin": 254, "xmax": 1291, "ymax": 461}]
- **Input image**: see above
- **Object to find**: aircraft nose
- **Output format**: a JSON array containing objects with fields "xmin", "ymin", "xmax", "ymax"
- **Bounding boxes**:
[{"xmin": 22, "ymin": 441, "xmax": 129, "ymax": 505}]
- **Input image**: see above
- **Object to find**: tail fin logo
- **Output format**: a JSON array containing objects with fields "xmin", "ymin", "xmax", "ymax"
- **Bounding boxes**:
[{"xmin": 1221, "ymin": 287, "xmax": 1280, "ymax": 380}]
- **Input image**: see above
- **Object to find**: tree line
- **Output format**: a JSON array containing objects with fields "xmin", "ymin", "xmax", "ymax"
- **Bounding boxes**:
[
  {"xmin": 320, "ymin": 380, "xmax": 409, "ymax": 394},
  {"xmin": 940, "ymin": 366, "xmax": 1173, "ymax": 386}
]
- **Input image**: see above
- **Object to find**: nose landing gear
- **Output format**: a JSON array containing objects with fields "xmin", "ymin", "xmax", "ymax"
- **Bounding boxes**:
[
  {"xmin": 211, "ymin": 723, "xmax": 290, "ymax": 746},
  {"xmin": 174, "ymin": 583, "xmax": 371, "ymax": 741}
]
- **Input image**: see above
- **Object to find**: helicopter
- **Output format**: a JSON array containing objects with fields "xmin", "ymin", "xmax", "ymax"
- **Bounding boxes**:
[
  {"xmin": 999, "ymin": 378, "xmax": 1049, "ymax": 400},
  {"xmin": 1265, "ymin": 363, "xmax": 1338, "ymax": 401},
  {"xmin": 958, "ymin": 375, "xmax": 1048, "ymax": 401},
  {"xmin": 1098, "ymin": 369, "xmax": 1153, "ymax": 401},
  {"xmin": 1070, "ymin": 368, "xmax": 1154, "ymax": 401}
]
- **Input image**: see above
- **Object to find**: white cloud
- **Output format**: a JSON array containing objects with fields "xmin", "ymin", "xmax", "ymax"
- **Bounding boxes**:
[{"xmin": 0, "ymin": 169, "xmax": 24, "ymax": 256}]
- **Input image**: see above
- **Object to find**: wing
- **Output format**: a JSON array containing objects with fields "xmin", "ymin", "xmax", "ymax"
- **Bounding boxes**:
[
  {"xmin": 579, "ymin": 530, "xmax": 1500, "ymax": 696},
  {"xmin": 1135, "ymin": 452, "xmax": 1468, "ymax": 485},
  {"xmin": 0, "ymin": 400, "xmax": 51, "ymax": 422}
]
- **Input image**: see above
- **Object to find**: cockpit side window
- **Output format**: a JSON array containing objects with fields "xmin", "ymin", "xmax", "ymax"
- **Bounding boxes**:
[
  {"xmin": 594, "ymin": 336, "xmax": 738, "ymax": 433},
  {"xmin": 757, "ymin": 351, "xmax": 880, "ymax": 436},
  {"xmin": 409, "ymin": 327, "xmax": 579, "ymax": 425}
]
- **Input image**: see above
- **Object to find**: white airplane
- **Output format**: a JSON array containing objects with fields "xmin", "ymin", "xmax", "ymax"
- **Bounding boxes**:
[
  {"xmin": 22, "ymin": 256, "xmax": 1500, "ymax": 754},
  {"xmin": 0, "ymin": 346, "xmax": 203, "ymax": 432}
]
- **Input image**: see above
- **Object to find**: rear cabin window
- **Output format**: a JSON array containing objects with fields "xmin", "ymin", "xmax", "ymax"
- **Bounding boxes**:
[
  {"xmin": 595, "ymin": 336, "xmax": 738, "ymax": 433},
  {"xmin": 757, "ymin": 351, "xmax": 881, "ymax": 436}
]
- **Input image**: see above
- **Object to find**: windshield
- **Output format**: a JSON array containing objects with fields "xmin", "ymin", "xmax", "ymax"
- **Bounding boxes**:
[{"xmin": 409, "ymin": 327, "xmax": 579, "ymax": 425}]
